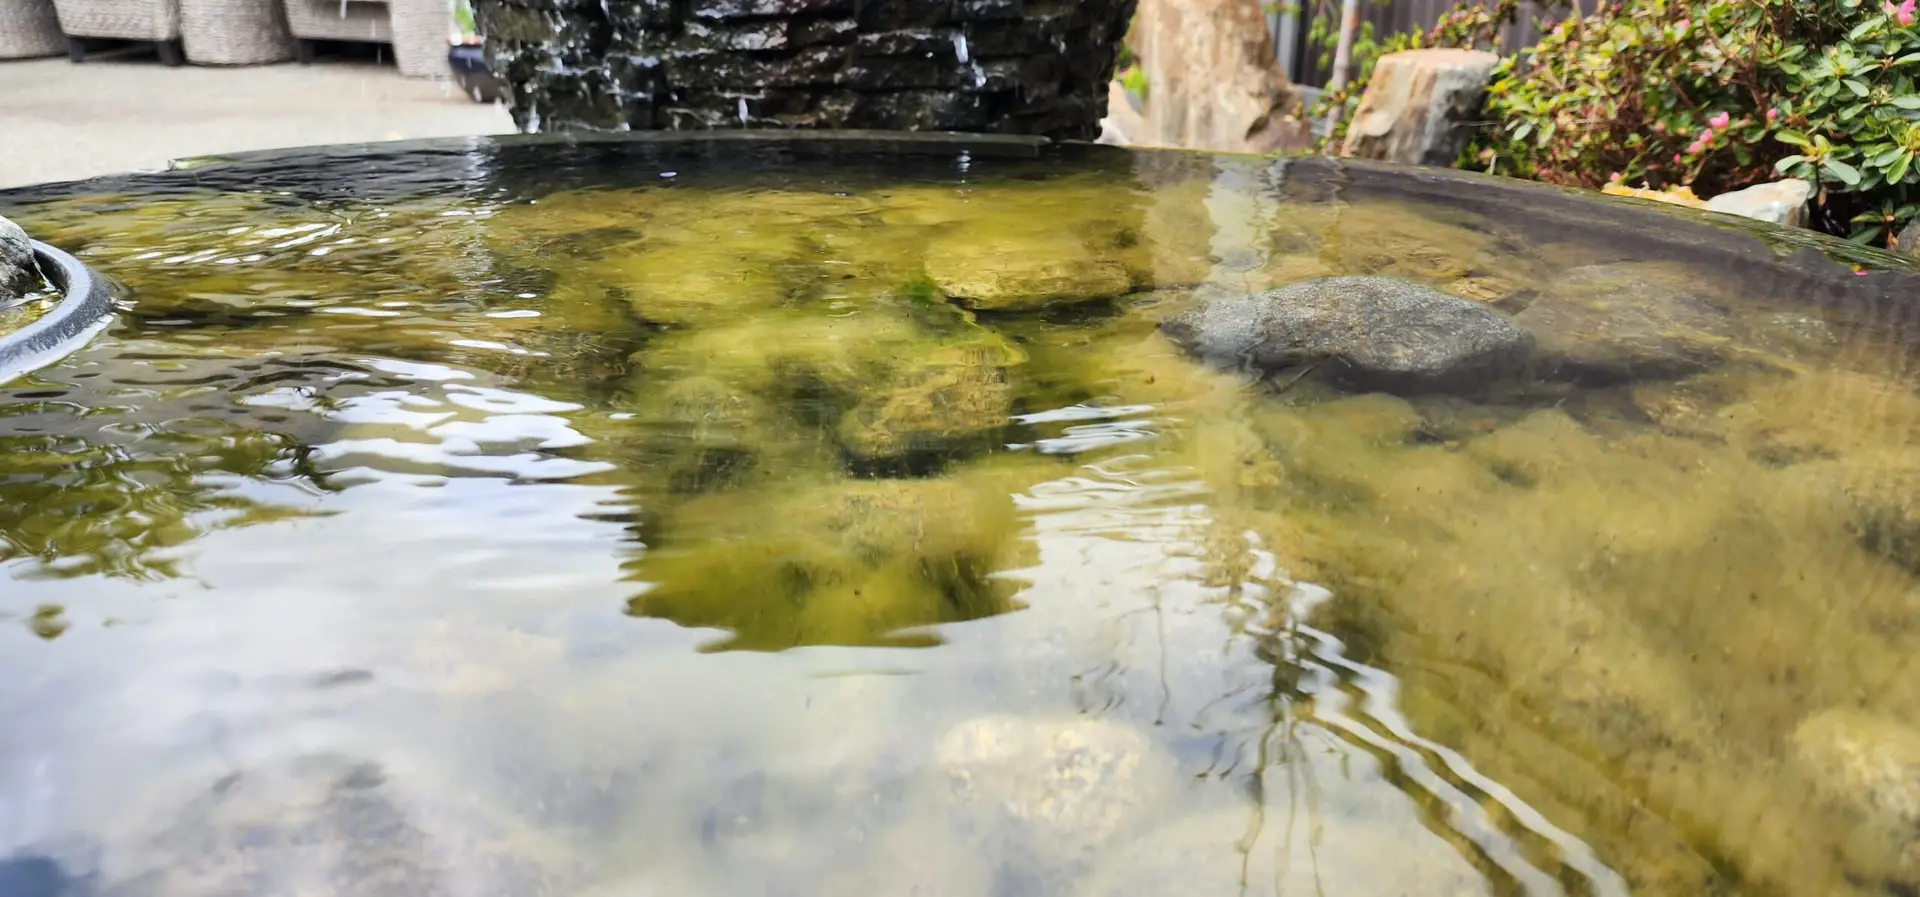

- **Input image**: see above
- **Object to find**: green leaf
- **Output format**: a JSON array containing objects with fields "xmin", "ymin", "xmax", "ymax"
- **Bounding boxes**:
[
  {"xmin": 1775, "ymin": 129, "xmax": 1813, "ymax": 148},
  {"xmin": 1845, "ymin": 79, "xmax": 1871, "ymax": 97},
  {"xmin": 1892, "ymin": 95, "xmax": 1920, "ymax": 109},
  {"xmin": 1893, "ymin": 52, "xmax": 1920, "ymax": 66},
  {"xmin": 1775, "ymin": 154, "xmax": 1809, "ymax": 172},
  {"xmin": 1890, "ymin": 151, "xmax": 1914, "ymax": 184},
  {"xmin": 1512, "ymin": 121, "xmax": 1534, "ymax": 142},
  {"xmin": 1824, "ymin": 157, "xmax": 1864, "ymax": 185}
]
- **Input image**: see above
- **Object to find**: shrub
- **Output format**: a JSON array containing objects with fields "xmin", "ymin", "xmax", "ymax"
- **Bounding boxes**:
[{"xmin": 1471, "ymin": 0, "xmax": 1920, "ymax": 245}]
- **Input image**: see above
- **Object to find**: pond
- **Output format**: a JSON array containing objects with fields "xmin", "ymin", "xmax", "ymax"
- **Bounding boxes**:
[{"xmin": 1, "ymin": 134, "xmax": 1917, "ymax": 897}]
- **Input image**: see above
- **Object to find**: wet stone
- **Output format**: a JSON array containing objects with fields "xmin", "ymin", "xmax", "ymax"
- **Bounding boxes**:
[
  {"xmin": 474, "ymin": 0, "xmax": 1131, "ymax": 137},
  {"xmin": 1160, "ymin": 276, "xmax": 1534, "ymax": 395},
  {"xmin": 1514, "ymin": 263, "xmax": 1734, "ymax": 385},
  {"xmin": 2, "ymin": 215, "xmax": 39, "ymax": 303}
]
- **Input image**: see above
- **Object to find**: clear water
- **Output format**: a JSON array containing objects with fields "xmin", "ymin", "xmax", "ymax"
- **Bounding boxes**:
[{"xmin": 1, "ymin": 139, "xmax": 1918, "ymax": 897}]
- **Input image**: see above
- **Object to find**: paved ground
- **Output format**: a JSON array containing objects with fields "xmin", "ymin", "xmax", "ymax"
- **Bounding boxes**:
[{"xmin": 0, "ymin": 53, "xmax": 513, "ymax": 189}]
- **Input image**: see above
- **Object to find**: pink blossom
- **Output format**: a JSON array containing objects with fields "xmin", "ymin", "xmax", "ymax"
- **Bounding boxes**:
[
  {"xmin": 1766, "ymin": 107, "xmax": 1779, "ymax": 123},
  {"xmin": 1889, "ymin": 0, "xmax": 1918, "ymax": 25},
  {"xmin": 1675, "ymin": 18, "xmax": 1690, "ymax": 34},
  {"xmin": 1673, "ymin": 153, "xmax": 1684, "ymax": 163},
  {"xmin": 1709, "ymin": 111, "xmax": 1731, "ymax": 130}
]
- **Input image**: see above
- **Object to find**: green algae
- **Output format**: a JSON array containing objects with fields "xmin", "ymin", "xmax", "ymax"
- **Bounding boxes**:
[{"xmin": 1, "ymin": 149, "xmax": 1918, "ymax": 897}]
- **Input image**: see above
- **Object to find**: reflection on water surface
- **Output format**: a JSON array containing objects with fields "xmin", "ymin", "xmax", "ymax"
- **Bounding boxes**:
[{"xmin": 1, "ymin": 140, "xmax": 1918, "ymax": 897}]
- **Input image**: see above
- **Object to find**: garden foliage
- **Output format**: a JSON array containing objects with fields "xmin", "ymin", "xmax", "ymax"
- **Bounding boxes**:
[{"xmin": 1314, "ymin": 0, "xmax": 1920, "ymax": 245}]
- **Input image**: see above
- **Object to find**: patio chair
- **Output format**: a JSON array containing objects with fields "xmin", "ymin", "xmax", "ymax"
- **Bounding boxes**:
[
  {"xmin": 0, "ymin": 0, "xmax": 64, "ymax": 59},
  {"xmin": 181, "ymin": 0, "xmax": 296, "ymax": 64},
  {"xmin": 282, "ymin": 0, "xmax": 447, "ymax": 78},
  {"xmin": 51, "ymin": 0, "xmax": 184, "ymax": 65}
]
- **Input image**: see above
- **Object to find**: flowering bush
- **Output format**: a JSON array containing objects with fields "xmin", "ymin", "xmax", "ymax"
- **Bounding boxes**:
[{"xmin": 1471, "ymin": 0, "xmax": 1920, "ymax": 245}]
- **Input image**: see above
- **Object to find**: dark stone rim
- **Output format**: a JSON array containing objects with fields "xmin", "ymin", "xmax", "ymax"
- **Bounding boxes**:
[{"xmin": 0, "ymin": 242, "xmax": 115, "ymax": 385}]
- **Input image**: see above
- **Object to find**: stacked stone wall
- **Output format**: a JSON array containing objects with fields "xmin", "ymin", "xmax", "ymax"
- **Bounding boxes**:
[{"xmin": 475, "ymin": 0, "xmax": 1138, "ymax": 140}]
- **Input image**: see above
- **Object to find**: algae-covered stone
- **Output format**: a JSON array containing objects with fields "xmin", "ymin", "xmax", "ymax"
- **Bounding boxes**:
[
  {"xmin": 1793, "ymin": 709, "xmax": 1920, "ymax": 887},
  {"xmin": 1160, "ymin": 277, "xmax": 1533, "ymax": 395},
  {"xmin": 925, "ymin": 229, "xmax": 1133, "ymax": 311},
  {"xmin": 627, "ymin": 461, "xmax": 1048, "ymax": 649},
  {"xmin": 935, "ymin": 714, "xmax": 1173, "ymax": 862},
  {"xmin": 634, "ymin": 310, "xmax": 1018, "ymax": 467},
  {"xmin": 1803, "ymin": 454, "xmax": 1920, "ymax": 575},
  {"xmin": 1515, "ymin": 263, "xmax": 1733, "ymax": 385},
  {"xmin": 837, "ymin": 350, "xmax": 1012, "ymax": 462}
]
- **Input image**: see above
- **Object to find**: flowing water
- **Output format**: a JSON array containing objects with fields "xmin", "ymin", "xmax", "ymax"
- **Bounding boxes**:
[{"xmin": 1, "ymin": 138, "xmax": 1918, "ymax": 897}]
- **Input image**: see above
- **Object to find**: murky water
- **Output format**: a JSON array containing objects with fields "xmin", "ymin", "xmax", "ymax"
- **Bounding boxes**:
[{"xmin": 2, "ymin": 138, "xmax": 1918, "ymax": 897}]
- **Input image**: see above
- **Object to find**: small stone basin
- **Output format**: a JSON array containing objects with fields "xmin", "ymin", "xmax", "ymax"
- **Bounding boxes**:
[{"xmin": 0, "ymin": 133, "xmax": 1917, "ymax": 897}]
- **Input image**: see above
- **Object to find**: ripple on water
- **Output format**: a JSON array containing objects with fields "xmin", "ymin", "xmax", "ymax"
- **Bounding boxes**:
[{"xmin": 2, "ymin": 143, "xmax": 1918, "ymax": 897}]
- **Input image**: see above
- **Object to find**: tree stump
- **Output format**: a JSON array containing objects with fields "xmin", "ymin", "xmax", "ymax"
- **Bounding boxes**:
[{"xmin": 1339, "ymin": 48, "xmax": 1498, "ymax": 167}]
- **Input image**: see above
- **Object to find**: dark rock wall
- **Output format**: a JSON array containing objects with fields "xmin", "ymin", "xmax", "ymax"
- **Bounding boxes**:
[{"xmin": 473, "ymin": 0, "xmax": 1137, "ymax": 140}]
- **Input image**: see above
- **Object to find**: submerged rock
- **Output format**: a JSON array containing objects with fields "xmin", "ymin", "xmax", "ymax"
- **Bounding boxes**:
[
  {"xmin": 627, "ymin": 462, "xmax": 1048, "ymax": 649},
  {"xmin": 2, "ymin": 215, "xmax": 41, "ymax": 304},
  {"xmin": 935, "ymin": 715, "xmax": 1172, "ymax": 862},
  {"xmin": 1159, "ymin": 276, "xmax": 1533, "ymax": 394},
  {"xmin": 925, "ymin": 230, "xmax": 1133, "ymax": 311},
  {"xmin": 1792, "ymin": 709, "xmax": 1920, "ymax": 886},
  {"xmin": 837, "ymin": 352, "xmax": 1012, "ymax": 463},
  {"xmin": 1514, "ymin": 263, "xmax": 1733, "ymax": 384}
]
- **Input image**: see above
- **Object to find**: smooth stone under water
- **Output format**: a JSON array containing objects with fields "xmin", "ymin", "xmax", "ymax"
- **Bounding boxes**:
[{"xmin": 0, "ymin": 139, "xmax": 1917, "ymax": 897}]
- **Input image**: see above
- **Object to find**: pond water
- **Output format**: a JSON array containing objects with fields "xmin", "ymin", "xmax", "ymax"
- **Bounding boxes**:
[{"xmin": 1, "ymin": 137, "xmax": 1918, "ymax": 897}]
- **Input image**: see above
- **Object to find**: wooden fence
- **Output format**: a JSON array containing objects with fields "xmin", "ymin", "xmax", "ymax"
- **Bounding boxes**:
[{"xmin": 1276, "ymin": 0, "xmax": 1589, "ymax": 88}]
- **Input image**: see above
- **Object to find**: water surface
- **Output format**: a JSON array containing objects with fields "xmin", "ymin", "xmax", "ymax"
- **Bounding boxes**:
[{"xmin": 1, "ymin": 139, "xmax": 1918, "ymax": 897}]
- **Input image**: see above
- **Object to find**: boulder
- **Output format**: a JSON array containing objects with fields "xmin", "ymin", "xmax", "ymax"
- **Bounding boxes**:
[
  {"xmin": 1, "ymin": 215, "xmax": 41, "ymax": 304},
  {"xmin": 1339, "ymin": 49, "xmax": 1500, "ymax": 167},
  {"xmin": 1159, "ymin": 276, "xmax": 1533, "ymax": 394},
  {"xmin": 1513, "ymin": 263, "xmax": 1733, "ymax": 385},
  {"xmin": 1703, "ymin": 179, "xmax": 1813, "ymax": 227}
]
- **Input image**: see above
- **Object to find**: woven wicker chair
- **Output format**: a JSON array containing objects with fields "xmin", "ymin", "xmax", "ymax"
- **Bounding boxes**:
[
  {"xmin": 283, "ymin": 0, "xmax": 447, "ymax": 78},
  {"xmin": 52, "ymin": 0, "xmax": 184, "ymax": 64},
  {"xmin": 181, "ymin": 0, "xmax": 296, "ymax": 64},
  {"xmin": 0, "ymin": 0, "xmax": 64, "ymax": 59}
]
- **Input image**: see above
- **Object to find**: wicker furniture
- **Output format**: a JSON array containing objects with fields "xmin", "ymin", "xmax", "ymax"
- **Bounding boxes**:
[
  {"xmin": 51, "ymin": 0, "xmax": 184, "ymax": 64},
  {"xmin": 181, "ymin": 0, "xmax": 296, "ymax": 64},
  {"xmin": 283, "ymin": 0, "xmax": 447, "ymax": 78},
  {"xmin": 0, "ymin": 0, "xmax": 64, "ymax": 59}
]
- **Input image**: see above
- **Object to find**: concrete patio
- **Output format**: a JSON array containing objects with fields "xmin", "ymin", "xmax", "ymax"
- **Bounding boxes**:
[{"xmin": 0, "ymin": 55, "xmax": 513, "ymax": 189}]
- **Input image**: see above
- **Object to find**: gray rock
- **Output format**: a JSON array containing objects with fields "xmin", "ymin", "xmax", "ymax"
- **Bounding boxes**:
[
  {"xmin": 1159, "ymin": 276, "xmax": 1534, "ymax": 394},
  {"xmin": 1, "ymin": 215, "xmax": 42, "ymax": 305},
  {"xmin": 1702, "ymin": 179, "xmax": 1813, "ymax": 227},
  {"xmin": 1898, "ymin": 218, "xmax": 1920, "ymax": 258},
  {"xmin": 1514, "ymin": 263, "xmax": 1733, "ymax": 385}
]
